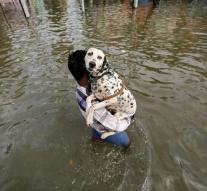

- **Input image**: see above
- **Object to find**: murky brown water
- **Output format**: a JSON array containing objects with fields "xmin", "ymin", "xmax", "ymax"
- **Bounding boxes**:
[{"xmin": 0, "ymin": 0, "xmax": 207, "ymax": 191}]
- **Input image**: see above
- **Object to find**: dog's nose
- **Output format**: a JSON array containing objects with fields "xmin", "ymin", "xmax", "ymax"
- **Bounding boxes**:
[{"xmin": 89, "ymin": 61, "xmax": 96, "ymax": 69}]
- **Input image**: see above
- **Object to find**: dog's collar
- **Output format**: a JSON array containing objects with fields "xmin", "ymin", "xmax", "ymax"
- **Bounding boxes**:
[{"xmin": 89, "ymin": 70, "xmax": 112, "ymax": 83}]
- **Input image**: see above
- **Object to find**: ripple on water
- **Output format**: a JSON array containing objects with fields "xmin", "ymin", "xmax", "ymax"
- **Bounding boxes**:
[{"xmin": 64, "ymin": 120, "xmax": 152, "ymax": 191}]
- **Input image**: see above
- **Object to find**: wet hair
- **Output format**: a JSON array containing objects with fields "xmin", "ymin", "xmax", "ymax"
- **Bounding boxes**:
[{"xmin": 68, "ymin": 50, "xmax": 87, "ymax": 82}]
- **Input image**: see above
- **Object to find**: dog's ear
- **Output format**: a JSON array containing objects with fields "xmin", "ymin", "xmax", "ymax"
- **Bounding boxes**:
[{"xmin": 103, "ymin": 56, "xmax": 109, "ymax": 67}]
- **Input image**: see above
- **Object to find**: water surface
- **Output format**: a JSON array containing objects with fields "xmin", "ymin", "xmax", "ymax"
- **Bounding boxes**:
[{"xmin": 0, "ymin": 0, "xmax": 207, "ymax": 190}]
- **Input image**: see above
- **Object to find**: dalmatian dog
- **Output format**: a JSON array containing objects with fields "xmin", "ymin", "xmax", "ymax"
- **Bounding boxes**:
[{"xmin": 85, "ymin": 48, "xmax": 136, "ymax": 138}]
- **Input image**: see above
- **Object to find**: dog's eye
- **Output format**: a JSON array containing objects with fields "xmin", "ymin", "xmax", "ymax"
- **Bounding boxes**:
[
  {"xmin": 88, "ymin": 52, "xmax": 93, "ymax": 56},
  {"xmin": 97, "ymin": 56, "xmax": 102, "ymax": 60}
]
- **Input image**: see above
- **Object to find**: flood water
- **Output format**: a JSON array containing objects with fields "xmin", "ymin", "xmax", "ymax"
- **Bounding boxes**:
[{"xmin": 0, "ymin": 0, "xmax": 207, "ymax": 190}]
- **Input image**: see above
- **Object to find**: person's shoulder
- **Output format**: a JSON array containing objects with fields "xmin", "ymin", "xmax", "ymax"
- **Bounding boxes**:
[{"xmin": 76, "ymin": 84, "xmax": 87, "ymax": 94}]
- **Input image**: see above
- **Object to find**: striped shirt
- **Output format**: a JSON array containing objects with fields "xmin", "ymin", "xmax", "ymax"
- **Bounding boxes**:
[{"xmin": 76, "ymin": 84, "xmax": 131, "ymax": 133}]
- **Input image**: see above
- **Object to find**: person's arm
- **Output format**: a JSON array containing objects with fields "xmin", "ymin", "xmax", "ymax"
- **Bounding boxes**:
[
  {"xmin": 76, "ymin": 85, "xmax": 131, "ymax": 132},
  {"xmin": 93, "ymin": 107, "xmax": 131, "ymax": 132},
  {"xmin": 86, "ymin": 97, "xmax": 117, "ymax": 126}
]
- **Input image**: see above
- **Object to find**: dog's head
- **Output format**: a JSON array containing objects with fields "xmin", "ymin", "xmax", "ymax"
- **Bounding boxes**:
[{"xmin": 84, "ymin": 47, "xmax": 108, "ymax": 76}]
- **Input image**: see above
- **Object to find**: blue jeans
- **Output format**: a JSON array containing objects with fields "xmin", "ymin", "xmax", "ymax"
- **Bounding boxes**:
[{"xmin": 92, "ymin": 128, "xmax": 130, "ymax": 147}]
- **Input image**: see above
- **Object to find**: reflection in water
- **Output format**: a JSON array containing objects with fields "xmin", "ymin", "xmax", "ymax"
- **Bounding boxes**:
[
  {"xmin": 34, "ymin": 0, "xmax": 45, "ymax": 15},
  {"xmin": 0, "ymin": 0, "xmax": 27, "ymax": 28},
  {"xmin": 123, "ymin": 0, "xmax": 154, "ymax": 25},
  {"xmin": 44, "ymin": 0, "xmax": 67, "ymax": 23},
  {"xmin": 0, "ymin": 0, "xmax": 207, "ymax": 191},
  {"xmin": 136, "ymin": 5, "xmax": 154, "ymax": 25}
]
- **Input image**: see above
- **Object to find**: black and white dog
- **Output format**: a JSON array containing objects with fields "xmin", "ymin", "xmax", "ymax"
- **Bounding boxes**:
[{"xmin": 85, "ymin": 48, "xmax": 136, "ymax": 137}]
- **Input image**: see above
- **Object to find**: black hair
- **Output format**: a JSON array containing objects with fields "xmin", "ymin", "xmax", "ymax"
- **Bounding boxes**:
[{"xmin": 68, "ymin": 50, "xmax": 87, "ymax": 82}]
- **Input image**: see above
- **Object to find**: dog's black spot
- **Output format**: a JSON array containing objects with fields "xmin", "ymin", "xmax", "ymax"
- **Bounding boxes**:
[
  {"xmin": 98, "ymin": 89, "xmax": 102, "ymax": 93},
  {"xmin": 106, "ymin": 89, "xmax": 110, "ymax": 93},
  {"xmin": 88, "ymin": 52, "xmax": 93, "ymax": 56},
  {"xmin": 92, "ymin": 85, "xmax": 97, "ymax": 91},
  {"xmin": 97, "ymin": 55, "xmax": 102, "ymax": 60}
]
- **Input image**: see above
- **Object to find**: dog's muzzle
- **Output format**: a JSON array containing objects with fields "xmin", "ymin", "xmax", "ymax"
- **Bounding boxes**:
[{"xmin": 89, "ymin": 61, "xmax": 96, "ymax": 71}]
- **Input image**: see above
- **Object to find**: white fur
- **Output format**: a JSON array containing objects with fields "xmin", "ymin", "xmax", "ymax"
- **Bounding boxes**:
[{"xmin": 85, "ymin": 48, "xmax": 105, "ymax": 76}]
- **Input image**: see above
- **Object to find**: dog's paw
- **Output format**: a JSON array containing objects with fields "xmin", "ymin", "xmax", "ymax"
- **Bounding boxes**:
[
  {"xmin": 86, "ymin": 104, "xmax": 91, "ymax": 116},
  {"xmin": 86, "ymin": 107, "xmax": 94, "ymax": 126},
  {"xmin": 86, "ymin": 117, "xmax": 92, "ymax": 127},
  {"xmin": 86, "ymin": 108, "xmax": 90, "ymax": 120},
  {"xmin": 86, "ymin": 116, "xmax": 93, "ymax": 127},
  {"xmin": 101, "ymin": 132, "xmax": 116, "ymax": 139},
  {"xmin": 86, "ymin": 96, "xmax": 93, "ymax": 109}
]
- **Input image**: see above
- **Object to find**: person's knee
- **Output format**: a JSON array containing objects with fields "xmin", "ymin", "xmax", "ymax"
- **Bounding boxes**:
[
  {"xmin": 120, "ymin": 136, "xmax": 130, "ymax": 148},
  {"xmin": 106, "ymin": 132, "xmax": 130, "ymax": 147}
]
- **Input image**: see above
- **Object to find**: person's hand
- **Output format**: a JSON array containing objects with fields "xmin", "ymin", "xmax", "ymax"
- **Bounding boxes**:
[
  {"xmin": 86, "ymin": 97, "xmax": 118, "ymax": 126},
  {"xmin": 106, "ymin": 108, "xmax": 117, "ymax": 115}
]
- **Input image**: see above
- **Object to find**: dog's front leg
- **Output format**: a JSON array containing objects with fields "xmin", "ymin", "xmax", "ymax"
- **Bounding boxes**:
[
  {"xmin": 86, "ymin": 94, "xmax": 95, "ymax": 115},
  {"xmin": 87, "ymin": 97, "xmax": 117, "ymax": 126}
]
